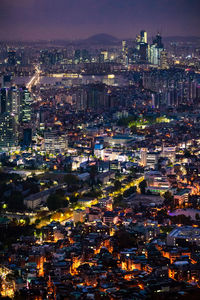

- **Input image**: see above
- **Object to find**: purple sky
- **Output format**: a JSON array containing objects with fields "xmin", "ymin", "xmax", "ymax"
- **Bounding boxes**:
[{"xmin": 0, "ymin": 0, "xmax": 200, "ymax": 40}]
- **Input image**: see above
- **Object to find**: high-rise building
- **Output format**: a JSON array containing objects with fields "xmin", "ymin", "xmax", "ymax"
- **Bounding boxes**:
[
  {"xmin": 136, "ymin": 30, "xmax": 148, "ymax": 63},
  {"xmin": 122, "ymin": 40, "xmax": 127, "ymax": 53},
  {"xmin": 140, "ymin": 30, "xmax": 147, "ymax": 44},
  {"xmin": 20, "ymin": 87, "xmax": 32, "ymax": 123},
  {"xmin": 160, "ymin": 50, "xmax": 169, "ymax": 69},
  {"xmin": 0, "ymin": 87, "xmax": 20, "ymax": 116},
  {"xmin": 0, "ymin": 87, "xmax": 21, "ymax": 151},
  {"xmin": 0, "ymin": 88, "xmax": 7, "ymax": 114},
  {"xmin": 149, "ymin": 33, "xmax": 164, "ymax": 66},
  {"xmin": 44, "ymin": 131, "xmax": 68, "ymax": 153},
  {"xmin": 139, "ymin": 43, "xmax": 148, "ymax": 62},
  {"xmin": 140, "ymin": 148, "xmax": 147, "ymax": 166},
  {"xmin": 0, "ymin": 113, "xmax": 18, "ymax": 150}
]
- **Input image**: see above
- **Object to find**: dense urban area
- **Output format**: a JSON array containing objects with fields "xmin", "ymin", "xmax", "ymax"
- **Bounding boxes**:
[{"xmin": 0, "ymin": 31, "xmax": 200, "ymax": 299}]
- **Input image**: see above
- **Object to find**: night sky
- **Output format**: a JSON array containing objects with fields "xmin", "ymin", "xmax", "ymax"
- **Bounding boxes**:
[{"xmin": 0, "ymin": 0, "xmax": 200, "ymax": 40}]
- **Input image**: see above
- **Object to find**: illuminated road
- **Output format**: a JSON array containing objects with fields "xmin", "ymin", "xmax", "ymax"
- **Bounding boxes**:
[{"xmin": 26, "ymin": 65, "xmax": 41, "ymax": 91}]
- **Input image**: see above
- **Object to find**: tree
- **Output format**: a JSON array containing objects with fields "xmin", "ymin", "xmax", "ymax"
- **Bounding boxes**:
[
  {"xmin": 114, "ymin": 229, "xmax": 137, "ymax": 250},
  {"xmin": 90, "ymin": 165, "xmax": 98, "ymax": 188},
  {"xmin": 115, "ymin": 170, "xmax": 121, "ymax": 179},
  {"xmin": 130, "ymin": 167, "xmax": 137, "ymax": 178},
  {"xmin": 64, "ymin": 174, "xmax": 79, "ymax": 185},
  {"xmin": 184, "ymin": 149, "xmax": 191, "ymax": 158},
  {"xmin": 163, "ymin": 191, "xmax": 174, "ymax": 209},
  {"xmin": 113, "ymin": 194, "xmax": 126, "ymax": 208},
  {"xmin": 114, "ymin": 180, "xmax": 122, "ymax": 191},
  {"xmin": 139, "ymin": 180, "xmax": 147, "ymax": 194},
  {"xmin": 47, "ymin": 192, "xmax": 69, "ymax": 211},
  {"xmin": 24, "ymin": 217, "xmax": 30, "ymax": 226},
  {"xmin": 130, "ymin": 125, "xmax": 137, "ymax": 134},
  {"xmin": 195, "ymin": 213, "xmax": 200, "ymax": 220},
  {"xmin": 123, "ymin": 186, "xmax": 136, "ymax": 198},
  {"xmin": 7, "ymin": 191, "xmax": 25, "ymax": 211}
]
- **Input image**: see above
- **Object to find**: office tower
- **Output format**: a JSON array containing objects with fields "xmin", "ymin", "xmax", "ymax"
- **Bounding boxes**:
[
  {"xmin": 140, "ymin": 148, "xmax": 147, "ymax": 166},
  {"xmin": 44, "ymin": 131, "xmax": 68, "ymax": 153},
  {"xmin": 149, "ymin": 33, "xmax": 164, "ymax": 66},
  {"xmin": 140, "ymin": 30, "xmax": 147, "ymax": 43},
  {"xmin": 0, "ymin": 87, "xmax": 20, "ymax": 150},
  {"xmin": 160, "ymin": 50, "xmax": 169, "ymax": 69},
  {"xmin": 0, "ymin": 86, "xmax": 21, "ymax": 150},
  {"xmin": 11, "ymin": 87, "xmax": 20, "ymax": 116},
  {"xmin": 122, "ymin": 40, "xmax": 127, "ymax": 53},
  {"xmin": 101, "ymin": 51, "xmax": 108, "ymax": 61},
  {"xmin": 139, "ymin": 43, "xmax": 148, "ymax": 62},
  {"xmin": 150, "ymin": 44, "xmax": 163, "ymax": 65},
  {"xmin": 0, "ymin": 88, "xmax": 7, "ymax": 114},
  {"xmin": 20, "ymin": 87, "xmax": 32, "ymax": 123},
  {"xmin": 0, "ymin": 113, "xmax": 18, "ymax": 150},
  {"xmin": 0, "ymin": 87, "xmax": 19, "ymax": 115},
  {"xmin": 136, "ymin": 30, "xmax": 148, "ymax": 63},
  {"xmin": 122, "ymin": 41, "xmax": 128, "ymax": 65}
]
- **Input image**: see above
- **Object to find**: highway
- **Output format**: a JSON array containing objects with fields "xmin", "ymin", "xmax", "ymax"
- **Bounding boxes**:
[{"xmin": 26, "ymin": 65, "xmax": 41, "ymax": 91}]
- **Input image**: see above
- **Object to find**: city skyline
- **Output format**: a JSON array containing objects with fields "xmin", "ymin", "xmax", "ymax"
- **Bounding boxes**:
[{"xmin": 0, "ymin": 0, "xmax": 200, "ymax": 41}]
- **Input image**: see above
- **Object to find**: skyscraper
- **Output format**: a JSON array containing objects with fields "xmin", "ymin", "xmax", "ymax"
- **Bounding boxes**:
[
  {"xmin": 140, "ymin": 30, "xmax": 147, "ymax": 44},
  {"xmin": 136, "ymin": 30, "xmax": 148, "ymax": 63},
  {"xmin": 0, "ymin": 87, "xmax": 20, "ymax": 150},
  {"xmin": 0, "ymin": 113, "xmax": 18, "ymax": 150},
  {"xmin": 149, "ymin": 33, "xmax": 164, "ymax": 66},
  {"xmin": 0, "ymin": 87, "xmax": 19, "ymax": 115},
  {"xmin": 20, "ymin": 87, "xmax": 32, "ymax": 123},
  {"xmin": 160, "ymin": 50, "xmax": 169, "ymax": 69}
]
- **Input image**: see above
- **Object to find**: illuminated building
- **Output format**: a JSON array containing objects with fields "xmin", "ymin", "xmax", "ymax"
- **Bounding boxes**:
[
  {"xmin": 20, "ymin": 87, "xmax": 32, "ymax": 123},
  {"xmin": 101, "ymin": 51, "xmax": 108, "ymax": 61},
  {"xmin": 167, "ymin": 226, "xmax": 200, "ymax": 246},
  {"xmin": 44, "ymin": 131, "xmax": 68, "ymax": 153},
  {"xmin": 149, "ymin": 33, "xmax": 164, "ymax": 66},
  {"xmin": 73, "ymin": 209, "xmax": 85, "ymax": 223},
  {"xmin": 135, "ymin": 30, "xmax": 148, "ymax": 63},
  {"xmin": 0, "ymin": 87, "xmax": 20, "ymax": 150},
  {"xmin": 0, "ymin": 113, "xmax": 18, "ymax": 150},
  {"xmin": 122, "ymin": 40, "xmax": 128, "ymax": 65},
  {"xmin": 122, "ymin": 40, "xmax": 127, "ymax": 53},
  {"xmin": 140, "ymin": 30, "xmax": 147, "ymax": 44},
  {"xmin": 140, "ymin": 148, "xmax": 147, "ymax": 166},
  {"xmin": 160, "ymin": 50, "xmax": 169, "ymax": 69}
]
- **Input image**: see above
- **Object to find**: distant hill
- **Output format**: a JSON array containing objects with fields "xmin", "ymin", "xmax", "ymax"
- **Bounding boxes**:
[
  {"xmin": 163, "ymin": 36, "xmax": 200, "ymax": 44},
  {"xmin": 77, "ymin": 33, "xmax": 119, "ymax": 46},
  {"xmin": 86, "ymin": 33, "xmax": 118, "ymax": 43}
]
